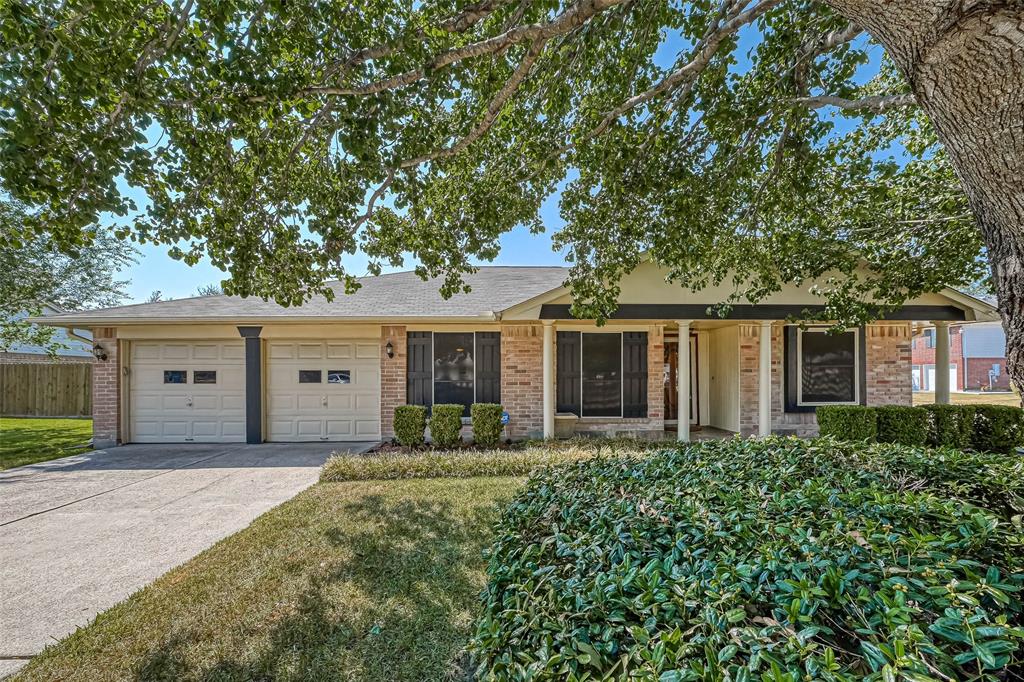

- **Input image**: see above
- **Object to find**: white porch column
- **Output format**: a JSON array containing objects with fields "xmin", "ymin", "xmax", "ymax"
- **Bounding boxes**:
[
  {"xmin": 934, "ymin": 320, "xmax": 951, "ymax": 404},
  {"xmin": 677, "ymin": 320, "xmax": 692, "ymax": 442},
  {"xmin": 758, "ymin": 321, "xmax": 772, "ymax": 437},
  {"xmin": 542, "ymin": 321, "xmax": 555, "ymax": 438}
]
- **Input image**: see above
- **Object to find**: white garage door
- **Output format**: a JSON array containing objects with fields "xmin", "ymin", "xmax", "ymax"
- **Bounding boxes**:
[
  {"xmin": 130, "ymin": 341, "xmax": 246, "ymax": 443},
  {"xmin": 267, "ymin": 340, "xmax": 381, "ymax": 441}
]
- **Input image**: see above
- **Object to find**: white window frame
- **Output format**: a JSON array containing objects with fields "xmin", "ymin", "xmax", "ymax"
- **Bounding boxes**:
[
  {"xmin": 579, "ymin": 331, "xmax": 624, "ymax": 419},
  {"xmin": 795, "ymin": 327, "xmax": 861, "ymax": 407}
]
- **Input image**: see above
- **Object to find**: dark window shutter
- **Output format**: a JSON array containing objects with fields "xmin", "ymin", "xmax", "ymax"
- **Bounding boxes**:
[
  {"xmin": 406, "ymin": 332, "xmax": 433, "ymax": 407},
  {"xmin": 475, "ymin": 332, "xmax": 501, "ymax": 404},
  {"xmin": 622, "ymin": 332, "xmax": 648, "ymax": 418},
  {"xmin": 556, "ymin": 331, "xmax": 581, "ymax": 415}
]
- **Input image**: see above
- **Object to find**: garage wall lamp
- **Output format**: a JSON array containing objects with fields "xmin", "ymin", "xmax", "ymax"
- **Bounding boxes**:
[
  {"xmin": 385, "ymin": 340, "xmax": 394, "ymax": 359},
  {"xmin": 92, "ymin": 343, "xmax": 108, "ymax": 362}
]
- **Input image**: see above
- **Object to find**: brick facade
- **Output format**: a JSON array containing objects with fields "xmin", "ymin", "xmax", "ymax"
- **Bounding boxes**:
[
  {"xmin": 740, "ymin": 322, "xmax": 912, "ymax": 438},
  {"xmin": 379, "ymin": 325, "xmax": 407, "ymax": 440},
  {"xmin": 965, "ymin": 357, "xmax": 1012, "ymax": 391},
  {"xmin": 500, "ymin": 324, "xmax": 545, "ymax": 439},
  {"xmin": 866, "ymin": 324, "xmax": 913, "ymax": 406},
  {"xmin": 91, "ymin": 328, "xmax": 120, "ymax": 448},
  {"xmin": 911, "ymin": 326, "xmax": 964, "ymax": 390}
]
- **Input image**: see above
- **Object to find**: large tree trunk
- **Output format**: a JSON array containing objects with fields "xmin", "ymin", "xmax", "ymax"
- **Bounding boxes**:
[{"xmin": 825, "ymin": 0, "xmax": 1024, "ymax": 401}]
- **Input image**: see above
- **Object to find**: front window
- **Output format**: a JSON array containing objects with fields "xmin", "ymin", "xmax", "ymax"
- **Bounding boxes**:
[
  {"xmin": 433, "ymin": 332, "xmax": 475, "ymax": 415},
  {"xmin": 582, "ymin": 333, "xmax": 622, "ymax": 417},
  {"xmin": 797, "ymin": 328, "xmax": 859, "ymax": 405}
]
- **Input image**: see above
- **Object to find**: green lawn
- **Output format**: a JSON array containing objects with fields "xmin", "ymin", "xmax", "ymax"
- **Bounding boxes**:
[
  {"xmin": 0, "ymin": 417, "xmax": 92, "ymax": 470},
  {"xmin": 15, "ymin": 476, "xmax": 522, "ymax": 682}
]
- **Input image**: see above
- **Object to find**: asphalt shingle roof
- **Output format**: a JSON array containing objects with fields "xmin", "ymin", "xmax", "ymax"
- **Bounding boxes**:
[{"xmin": 39, "ymin": 267, "xmax": 570, "ymax": 323}]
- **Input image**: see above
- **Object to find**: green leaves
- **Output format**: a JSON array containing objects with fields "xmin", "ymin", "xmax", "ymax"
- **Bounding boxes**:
[{"xmin": 470, "ymin": 437, "xmax": 1024, "ymax": 680}]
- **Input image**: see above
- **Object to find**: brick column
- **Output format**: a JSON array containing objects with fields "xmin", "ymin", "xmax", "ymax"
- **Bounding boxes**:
[
  {"xmin": 738, "ymin": 324, "xmax": 760, "ymax": 437},
  {"xmin": 866, "ymin": 323, "xmax": 912, "ymax": 406},
  {"xmin": 380, "ymin": 325, "xmax": 407, "ymax": 440},
  {"xmin": 501, "ymin": 324, "xmax": 544, "ymax": 439},
  {"xmin": 646, "ymin": 325, "xmax": 665, "ymax": 431},
  {"xmin": 91, "ymin": 327, "xmax": 120, "ymax": 448}
]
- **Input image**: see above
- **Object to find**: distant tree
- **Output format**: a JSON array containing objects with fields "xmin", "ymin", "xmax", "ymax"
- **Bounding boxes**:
[
  {"xmin": 195, "ymin": 283, "xmax": 223, "ymax": 297},
  {"xmin": 0, "ymin": 200, "xmax": 136, "ymax": 353},
  {"xmin": 145, "ymin": 291, "xmax": 165, "ymax": 303}
]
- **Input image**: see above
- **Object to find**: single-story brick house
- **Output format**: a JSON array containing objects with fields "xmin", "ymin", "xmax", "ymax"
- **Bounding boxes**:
[{"xmin": 34, "ymin": 263, "xmax": 998, "ymax": 448}]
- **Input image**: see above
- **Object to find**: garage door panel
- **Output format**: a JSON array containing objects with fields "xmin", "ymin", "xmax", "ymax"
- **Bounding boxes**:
[
  {"xmin": 327, "ymin": 343, "xmax": 352, "ymax": 359},
  {"xmin": 130, "ymin": 341, "xmax": 245, "ymax": 444},
  {"xmin": 267, "ymin": 339, "xmax": 380, "ymax": 442},
  {"xmin": 298, "ymin": 343, "xmax": 323, "ymax": 359}
]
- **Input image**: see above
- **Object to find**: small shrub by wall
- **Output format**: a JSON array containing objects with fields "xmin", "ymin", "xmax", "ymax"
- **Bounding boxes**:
[
  {"xmin": 429, "ymin": 404, "xmax": 464, "ymax": 448},
  {"xmin": 923, "ymin": 404, "xmax": 976, "ymax": 449},
  {"xmin": 875, "ymin": 405, "xmax": 928, "ymax": 446},
  {"xmin": 471, "ymin": 403, "xmax": 504, "ymax": 447},
  {"xmin": 393, "ymin": 405, "xmax": 427, "ymax": 447},
  {"xmin": 816, "ymin": 405, "xmax": 876, "ymax": 441},
  {"xmin": 972, "ymin": 404, "xmax": 1024, "ymax": 454}
]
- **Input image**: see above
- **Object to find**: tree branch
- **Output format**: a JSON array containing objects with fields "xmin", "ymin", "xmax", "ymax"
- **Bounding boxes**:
[
  {"xmin": 250, "ymin": 0, "xmax": 628, "ymax": 102},
  {"xmin": 795, "ymin": 93, "xmax": 917, "ymax": 112}
]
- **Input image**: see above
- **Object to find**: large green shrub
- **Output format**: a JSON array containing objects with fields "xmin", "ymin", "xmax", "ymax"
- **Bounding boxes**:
[
  {"xmin": 816, "ymin": 404, "xmax": 876, "ymax": 440},
  {"xmin": 429, "ymin": 404, "xmax": 464, "ymax": 447},
  {"xmin": 392, "ymin": 405, "xmax": 427, "ymax": 447},
  {"xmin": 972, "ymin": 404, "xmax": 1024, "ymax": 454},
  {"xmin": 923, "ymin": 403, "xmax": 976, "ymax": 448},
  {"xmin": 471, "ymin": 403, "xmax": 504, "ymax": 447},
  {"xmin": 875, "ymin": 404, "xmax": 929, "ymax": 445},
  {"xmin": 471, "ymin": 437, "xmax": 1024, "ymax": 681}
]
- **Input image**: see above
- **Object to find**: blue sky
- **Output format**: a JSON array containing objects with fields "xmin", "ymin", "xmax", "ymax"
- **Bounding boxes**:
[{"xmin": 114, "ymin": 22, "xmax": 885, "ymax": 303}]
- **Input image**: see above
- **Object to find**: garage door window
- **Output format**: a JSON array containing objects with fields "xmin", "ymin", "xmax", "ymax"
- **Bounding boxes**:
[
  {"xmin": 298, "ymin": 370, "xmax": 322, "ymax": 383},
  {"xmin": 327, "ymin": 370, "xmax": 351, "ymax": 384},
  {"xmin": 164, "ymin": 370, "xmax": 187, "ymax": 384},
  {"xmin": 193, "ymin": 370, "xmax": 217, "ymax": 384}
]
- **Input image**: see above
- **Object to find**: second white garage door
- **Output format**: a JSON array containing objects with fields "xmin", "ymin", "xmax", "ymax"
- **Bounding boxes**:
[{"xmin": 266, "ymin": 341, "xmax": 381, "ymax": 441}]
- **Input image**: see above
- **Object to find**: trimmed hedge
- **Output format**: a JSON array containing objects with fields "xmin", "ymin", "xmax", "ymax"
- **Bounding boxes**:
[
  {"xmin": 429, "ymin": 404, "xmax": 464, "ymax": 447},
  {"xmin": 816, "ymin": 405, "xmax": 877, "ymax": 441},
  {"xmin": 973, "ymin": 404, "xmax": 1024, "ymax": 454},
  {"xmin": 923, "ymin": 404, "xmax": 976, "ymax": 449},
  {"xmin": 392, "ymin": 405, "xmax": 427, "ymax": 447},
  {"xmin": 472, "ymin": 403, "xmax": 504, "ymax": 447},
  {"xmin": 875, "ymin": 405, "xmax": 928, "ymax": 445},
  {"xmin": 471, "ymin": 438, "xmax": 1024, "ymax": 681},
  {"xmin": 819, "ymin": 403, "xmax": 1024, "ymax": 452}
]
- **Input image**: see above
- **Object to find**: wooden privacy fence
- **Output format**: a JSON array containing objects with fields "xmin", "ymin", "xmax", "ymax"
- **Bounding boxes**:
[{"xmin": 0, "ymin": 363, "xmax": 92, "ymax": 417}]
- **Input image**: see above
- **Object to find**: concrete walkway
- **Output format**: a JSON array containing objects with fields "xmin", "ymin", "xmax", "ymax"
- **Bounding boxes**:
[{"xmin": 0, "ymin": 442, "xmax": 374, "ymax": 677}]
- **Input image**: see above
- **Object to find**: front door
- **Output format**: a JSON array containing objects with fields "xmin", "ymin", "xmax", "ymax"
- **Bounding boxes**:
[{"xmin": 664, "ymin": 336, "xmax": 698, "ymax": 424}]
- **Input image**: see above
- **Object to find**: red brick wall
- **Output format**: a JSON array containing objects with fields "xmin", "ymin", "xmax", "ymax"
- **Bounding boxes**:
[
  {"xmin": 646, "ymin": 325, "xmax": 665, "ymax": 429},
  {"xmin": 866, "ymin": 323, "xmax": 913, "ymax": 406},
  {"xmin": 379, "ymin": 325, "xmax": 407, "ymax": 440},
  {"xmin": 911, "ymin": 326, "xmax": 964, "ymax": 390},
  {"xmin": 91, "ymin": 328, "xmax": 119, "ymax": 448},
  {"xmin": 738, "ymin": 325, "xmax": 760, "ymax": 437},
  {"xmin": 965, "ymin": 357, "xmax": 1013, "ymax": 391},
  {"xmin": 500, "ymin": 324, "xmax": 544, "ymax": 439}
]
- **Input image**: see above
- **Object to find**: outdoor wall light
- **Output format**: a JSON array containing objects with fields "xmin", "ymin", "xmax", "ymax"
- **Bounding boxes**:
[
  {"xmin": 385, "ymin": 340, "xmax": 394, "ymax": 359},
  {"xmin": 92, "ymin": 343, "xmax": 108, "ymax": 362}
]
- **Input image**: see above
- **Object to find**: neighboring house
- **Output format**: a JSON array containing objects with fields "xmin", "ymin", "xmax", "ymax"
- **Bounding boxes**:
[
  {"xmin": 1, "ymin": 304, "xmax": 94, "ymax": 364},
  {"xmin": 911, "ymin": 318, "xmax": 1010, "ymax": 392},
  {"xmin": 33, "ymin": 263, "xmax": 998, "ymax": 448}
]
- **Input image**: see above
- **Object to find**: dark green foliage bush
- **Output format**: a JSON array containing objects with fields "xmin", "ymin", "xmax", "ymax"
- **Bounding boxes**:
[
  {"xmin": 471, "ymin": 403, "xmax": 504, "ymax": 447},
  {"xmin": 923, "ymin": 404, "xmax": 976, "ymax": 448},
  {"xmin": 816, "ymin": 405, "xmax": 876, "ymax": 440},
  {"xmin": 472, "ymin": 437, "xmax": 1024, "ymax": 681},
  {"xmin": 429, "ymin": 404, "xmax": 464, "ymax": 447},
  {"xmin": 874, "ymin": 405, "xmax": 929, "ymax": 445},
  {"xmin": 972, "ymin": 404, "xmax": 1024, "ymax": 454},
  {"xmin": 392, "ymin": 405, "xmax": 427, "ymax": 447}
]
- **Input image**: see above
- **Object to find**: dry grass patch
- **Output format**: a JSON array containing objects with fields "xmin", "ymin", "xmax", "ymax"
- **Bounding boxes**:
[{"xmin": 913, "ymin": 390, "xmax": 1021, "ymax": 407}]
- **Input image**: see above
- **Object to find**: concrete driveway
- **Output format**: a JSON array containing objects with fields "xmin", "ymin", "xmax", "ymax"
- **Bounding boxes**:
[{"xmin": 0, "ymin": 442, "xmax": 374, "ymax": 677}]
